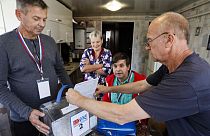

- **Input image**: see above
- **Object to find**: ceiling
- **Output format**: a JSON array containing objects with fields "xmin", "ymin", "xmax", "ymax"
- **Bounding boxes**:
[{"xmin": 59, "ymin": 0, "xmax": 197, "ymax": 17}]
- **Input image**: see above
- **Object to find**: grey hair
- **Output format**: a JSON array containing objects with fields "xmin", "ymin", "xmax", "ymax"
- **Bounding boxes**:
[
  {"xmin": 16, "ymin": 0, "xmax": 48, "ymax": 14},
  {"xmin": 155, "ymin": 12, "xmax": 190, "ymax": 44}
]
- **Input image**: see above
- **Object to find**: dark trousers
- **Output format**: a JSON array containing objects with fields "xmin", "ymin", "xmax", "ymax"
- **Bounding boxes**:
[{"xmin": 10, "ymin": 120, "xmax": 43, "ymax": 136}]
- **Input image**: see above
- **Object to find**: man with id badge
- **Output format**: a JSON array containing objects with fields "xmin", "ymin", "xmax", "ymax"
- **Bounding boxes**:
[{"xmin": 0, "ymin": 0, "xmax": 73, "ymax": 136}]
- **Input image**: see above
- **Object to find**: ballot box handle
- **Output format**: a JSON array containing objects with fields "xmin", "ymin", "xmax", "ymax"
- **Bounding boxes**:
[{"xmin": 56, "ymin": 84, "xmax": 70, "ymax": 103}]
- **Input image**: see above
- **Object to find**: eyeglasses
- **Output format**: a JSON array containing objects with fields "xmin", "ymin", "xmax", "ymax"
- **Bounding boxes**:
[{"xmin": 144, "ymin": 32, "xmax": 169, "ymax": 48}]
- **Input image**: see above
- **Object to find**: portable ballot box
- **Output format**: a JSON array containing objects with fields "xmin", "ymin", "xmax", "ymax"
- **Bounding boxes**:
[{"xmin": 40, "ymin": 84, "xmax": 97, "ymax": 136}]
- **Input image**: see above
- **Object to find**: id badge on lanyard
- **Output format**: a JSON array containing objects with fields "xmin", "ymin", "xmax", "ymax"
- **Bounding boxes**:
[
  {"xmin": 37, "ymin": 78, "xmax": 51, "ymax": 99},
  {"xmin": 17, "ymin": 30, "xmax": 51, "ymax": 99}
]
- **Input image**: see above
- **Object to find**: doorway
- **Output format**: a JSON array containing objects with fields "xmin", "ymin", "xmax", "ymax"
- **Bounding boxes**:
[{"xmin": 102, "ymin": 22, "xmax": 134, "ymax": 60}]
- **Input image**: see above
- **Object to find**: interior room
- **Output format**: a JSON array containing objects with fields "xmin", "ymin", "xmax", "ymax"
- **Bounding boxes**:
[{"xmin": 0, "ymin": 0, "xmax": 210, "ymax": 136}]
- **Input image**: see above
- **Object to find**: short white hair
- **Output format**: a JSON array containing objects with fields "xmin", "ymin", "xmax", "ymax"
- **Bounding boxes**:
[{"xmin": 89, "ymin": 30, "xmax": 103, "ymax": 40}]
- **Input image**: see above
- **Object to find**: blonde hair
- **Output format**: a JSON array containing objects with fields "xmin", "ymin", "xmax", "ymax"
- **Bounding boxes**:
[{"xmin": 89, "ymin": 30, "xmax": 103, "ymax": 40}]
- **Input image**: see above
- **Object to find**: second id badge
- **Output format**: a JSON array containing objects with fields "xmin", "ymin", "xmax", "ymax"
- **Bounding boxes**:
[{"xmin": 37, "ymin": 78, "xmax": 51, "ymax": 99}]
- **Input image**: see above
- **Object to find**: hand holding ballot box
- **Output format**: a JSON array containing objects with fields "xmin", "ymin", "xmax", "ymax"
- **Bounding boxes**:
[{"xmin": 40, "ymin": 78, "xmax": 98, "ymax": 136}]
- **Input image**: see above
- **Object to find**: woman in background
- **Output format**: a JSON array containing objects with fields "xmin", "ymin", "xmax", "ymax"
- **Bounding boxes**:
[{"xmin": 80, "ymin": 30, "xmax": 112, "ymax": 86}]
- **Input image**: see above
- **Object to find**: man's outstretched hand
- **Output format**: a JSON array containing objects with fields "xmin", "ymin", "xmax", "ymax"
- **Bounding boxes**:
[{"xmin": 95, "ymin": 85, "xmax": 110, "ymax": 96}]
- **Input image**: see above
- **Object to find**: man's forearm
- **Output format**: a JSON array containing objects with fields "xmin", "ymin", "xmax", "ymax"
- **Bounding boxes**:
[
  {"xmin": 66, "ymin": 89, "xmax": 150, "ymax": 125},
  {"xmin": 0, "ymin": 87, "xmax": 32, "ymax": 120},
  {"xmin": 77, "ymin": 95, "xmax": 128, "ymax": 124},
  {"xmin": 108, "ymin": 79, "xmax": 151, "ymax": 94}
]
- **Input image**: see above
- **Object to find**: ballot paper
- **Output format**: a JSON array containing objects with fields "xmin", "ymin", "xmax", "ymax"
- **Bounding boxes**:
[
  {"xmin": 61, "ymin": 78, "xmax": 99, "ymax": 115},
  {"xmin": 74, "ymin": 78, "xmax": 99, "ymax": 98}
]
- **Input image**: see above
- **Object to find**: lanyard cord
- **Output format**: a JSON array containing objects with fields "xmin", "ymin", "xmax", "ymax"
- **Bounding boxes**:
[
  {"xmin": 116, "ymin": 71, "xmax": 133, "ymax": 102},
  {"xmin": 16, "ymin": 30, "xmax": 44, "ymax": 78},
  {"xmin": 31, "ymin": 40, "xmax": 41, "ymax": 66}
]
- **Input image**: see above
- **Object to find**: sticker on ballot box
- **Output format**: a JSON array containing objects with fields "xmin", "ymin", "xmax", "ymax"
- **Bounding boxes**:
[{"xmin": 70, "ymin": 110, "xmax": 90, "ymax": 136}]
